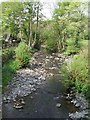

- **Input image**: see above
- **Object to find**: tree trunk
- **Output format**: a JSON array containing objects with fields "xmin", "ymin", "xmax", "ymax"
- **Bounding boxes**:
[
  {"xmin": 19, "ymin": 16, "xmax": 22, "ymax": 41},
  {"xmin": 33, "ymin": 4, "xmax": 40, "ymax": 50},
  {"xmin": 28, "ymin": 17, "xmax": 32, "ymax": 49}
]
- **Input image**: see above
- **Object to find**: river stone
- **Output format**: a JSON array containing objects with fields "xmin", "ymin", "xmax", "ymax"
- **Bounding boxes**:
[
  {"xmin": 66, "ymin": 94, "xmax": 72, "ymax": 100},
  {"xmin": 55, "ymin": 57, "xmax": 59, "ymax": 60},
  {"xmin": 53, "ymin": 96, "xmax": 59, "ymax": 100},
  {"xmin": 30, "ymin": 96, "xmax": 33, "ymax": 99},
  {"xmin": 69, "ymin": 110, "xmax": 88, "ymax": 120},
  {"xmin": 49, "ymin": 56, "xmax": 53, "ymax": 59},
  {"xmin": 3, "ymin": 97, "xmax": 7, "ymax": 101},
  {"xmin": 46, "ymin": 56, "xmax": 49, "ymax": 59},
  {"xmin": 31, "ymin": 88, "xmax": 36, "ymax": 92},
  {"xmin": 56, "ymin": 103, "xmax": 61, "ymax": 108},
  {"xmin": 57, "ymin": 54, "xmax": 62, "ymax": 58},
  {"xmin": 20, "ymin": 99, "xmax": 25, "ymax": 105},
  {"xmin": 75, "ymin": 103, "xmax": 80, "ymax": 107},
  {"xmin": 13, "ymin": 104, "xmax": 23, "ymax": 109}
]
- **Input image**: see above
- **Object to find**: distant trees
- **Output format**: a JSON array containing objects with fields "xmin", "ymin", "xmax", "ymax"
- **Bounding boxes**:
[{"xmin": 1, "ymin": 1, "xmax": 88, "ymax": 53}]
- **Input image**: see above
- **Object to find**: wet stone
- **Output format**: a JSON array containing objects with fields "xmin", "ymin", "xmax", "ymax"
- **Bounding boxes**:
[
  {"xmin": 53, "ymin": 96, "xmax": 60, "ymax": 100},
  {"xmin": 56, "ymin": 103, "xmax": 61, "ymax": 108},
  {"xmin": 69, "ymin": 110, "xmax": 89, "ymax": 120}
]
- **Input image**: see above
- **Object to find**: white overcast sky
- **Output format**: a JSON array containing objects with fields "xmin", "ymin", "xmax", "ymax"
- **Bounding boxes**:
[{"xmin": 0, "ymin": 0, "xmax": 88, "ymax": 19}]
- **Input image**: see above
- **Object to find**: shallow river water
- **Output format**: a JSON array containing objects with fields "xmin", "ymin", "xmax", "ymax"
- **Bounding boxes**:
[{"xmin": 2, "ymin": 75, "xmax": 79, "ymax": 119}]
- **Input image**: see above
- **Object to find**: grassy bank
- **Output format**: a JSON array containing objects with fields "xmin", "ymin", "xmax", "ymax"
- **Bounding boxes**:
[
  {"xmin": 61, "ymin": 46, "xmax": 90, "ymax": 101},
  {"xmin": 2, "ymin": 42, "xmax": 32, "ymax": 88},
  {"xmin": 2, "ymin": 60, "xmax": 21, "ymax": 87}
]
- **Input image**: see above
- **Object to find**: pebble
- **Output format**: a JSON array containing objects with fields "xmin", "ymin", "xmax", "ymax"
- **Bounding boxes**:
[
  {"xmin": 30, "ymin": 96, "xmax": 33, "ymax": 99},
  {"xmin": 56, "ymin": 103, "xmax": 61, "ymax": 108},
  {"xmin": 21, "ymin": 99, "xmax": 25, "ymax": 105},
  {"xmin": 13, "ymin": 105, "xmax": 23, "ymax": 109},
  {"xmin": 75, "ymin": 103, "xmax": 80, "ymax": 107},
  {"xmin": 53, "ymin": 96, "xmax": 59, "ymax": 100},
  {"xmin": 55, "ymin": 57, "xmax": 59, "ymax": 60},
  {"xmin": 69, "ymin": 110, "xmax": 89, "ymax": 120}
]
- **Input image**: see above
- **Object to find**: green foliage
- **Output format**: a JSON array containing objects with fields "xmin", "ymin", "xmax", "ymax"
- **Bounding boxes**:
[
  {"xmin": 2, "ymin": 47, "xmax": 15, "ymax": 64},
  {"xmin": 65, "ymin": 38, "xmax": 82, "ymax": 55},
  {"xmin": 82, "ymin": 84, "xmax": 90, "ymax": 100},
  {"xmin": 2, "ymin": 2, "xmax": 43, "ymax": 49},
  {"xmin": 2, "ymin": 42, "xmax": 30, "ymax": 87},
  {"xmin": 2, "ymin": 2, "xmax": 23, "ymax": 35},
  {"xmin": 42, "ymin": 27, "xmax": 58, "ymax": 53},
  {"xmin": 15, "ymin": 42, "xmax": 30, "ymax": 67},
  {"xmin": 2, "ymin": 60, "xmax": 21, "ymax": 87},
  {"xmin": 53, "ymin": 1, "xmax": 88, "ymax": 53},
  {"xmin": 46, "ymin": 38, "xmax": 58, "ymax": 53},
  {"xmin": 29, "ymin": 48, "xmax": 38, "ymax": 54},
  {"xmin": 61, "ymin": 49, "xmax": 89, "ymax": 99}
]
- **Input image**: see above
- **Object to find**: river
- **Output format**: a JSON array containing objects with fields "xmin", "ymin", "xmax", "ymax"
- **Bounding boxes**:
[{"xmin": 2, "ymin": 51, "xmax": 81, "ymax": 119}]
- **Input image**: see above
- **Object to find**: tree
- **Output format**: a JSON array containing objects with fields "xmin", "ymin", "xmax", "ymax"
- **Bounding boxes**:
[
  {"xmin": 53, "ymin": 1, "xmax": 88, "ymax": 53},
  {"xmin": 31, "ymin": 2, "xmax": 43, "ymax": 50},
  {"xmin": 1, "ymin": 1, "xmax": 43, "ymax": 50}
]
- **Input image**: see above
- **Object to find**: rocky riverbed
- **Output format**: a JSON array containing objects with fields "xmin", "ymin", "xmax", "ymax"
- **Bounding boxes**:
[
  {"xmin": 2, "ymin": 51, "xmax": 90, "ymax": 119},
  {"xmin": 65, "ymin": 92, "xmax": 90, "ymax": 120},
  {"xmin": 3, "ymin": 51, "xmax": 66, "ymax": 103}
]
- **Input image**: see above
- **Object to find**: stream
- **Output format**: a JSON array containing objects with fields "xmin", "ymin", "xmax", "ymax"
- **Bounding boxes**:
[
  {"xmin": 3, "ymin": 76, "xmax": 78, "ymax": 119},
  {"xmin": 2, "ymin": 51, "xmax": 89, "ymax": 119}
]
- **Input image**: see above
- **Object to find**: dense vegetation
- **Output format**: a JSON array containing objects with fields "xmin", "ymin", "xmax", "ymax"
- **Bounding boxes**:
[
  {"xmin": 1, "ymin": 1, "xmax": 89, "ymax": 100},
  {"xmin": 62, "ymin": 44, "xmax": 90, "ymax": 100}
]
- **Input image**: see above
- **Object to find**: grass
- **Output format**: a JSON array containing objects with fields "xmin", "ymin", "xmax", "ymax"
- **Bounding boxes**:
[
  {"xmin": 64, "ymin": 40, "xmax": 88, "ymax": 55},
  {"xmin": 2, "ymin": 47, "xmax": 15, "ymax": 64},
  {"xmin": 2, "ymin": 60, "xmax": 21, "ymax": 88},
  {"xmin": 2, "ymin": 42, "xmax": 32, "ymax": 88},
  {"xmin": 61, "ymin": 48, "xmax": 90, "ymax": 101}
]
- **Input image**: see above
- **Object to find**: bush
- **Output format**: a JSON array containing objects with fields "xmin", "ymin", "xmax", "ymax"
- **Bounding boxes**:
[
  {"xmin": 29, "ymin": 48, "xmax": 38, "ymax": 54},
  {"xmin": 2, "ymin": 47, "xmax": 15, "ymax": 64},
  {"xmin": 2, "ymin": 60, "xmax": 21, "ymax": 87},
  {"xmin": 61, "ymin": 49, "xmax": 89, "ymax": 99},
  {"xmin": 65, "ymin": 38, "xmax": 81, "ymax": 55},
  {"xmin": 15, "ymin": 42, "xmax": 30, "ymax": 67},
  {"xmin": 46, "ymin": 38, "xmax": 58, "ymax": 53},
  {"xmin": 82, "ymin": 84, "xmax": 90, "ymax": 100}
]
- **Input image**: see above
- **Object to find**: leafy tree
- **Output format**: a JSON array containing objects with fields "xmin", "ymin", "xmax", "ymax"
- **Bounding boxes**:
[
  {"xmin": 1, "ymin": 1, "xmax": 43, "ymax": 50},
  {"xmin": 53, "ymin": 1, "xmax": 88, "ymax": 53}
]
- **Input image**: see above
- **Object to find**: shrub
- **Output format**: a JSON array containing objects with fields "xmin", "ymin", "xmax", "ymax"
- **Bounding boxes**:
[
  {"xmin": 65, "ymin": 38, "xmax": 81, "ymax": 55},
  {"xmin": 15, "ymin": 42, "xmax": 30, "ymax": 67},
  {"xmin": 41, "ymin": 28, "xmax": 58, "ymax": 53},
  {"xmin": 46, "ymin": 38, "xmax": 58, "ymax": 53},
  {"xmin": 2, "ymin": 47, "xmax": 15, "ymax": 64},
  {"xmin": 61, "ymin": 49, "xmax": 89, "ymax": 99},
  {"xmin": 29, "ymin": 48, "xmax": 38, "ymax": 54},
  {"xmin": 82, "ymin": 84, "xmax": 90, "ymax": 100},
  {"xmin": 2, "ymin": 60, "xmax": 21, "ymax": 87}
]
